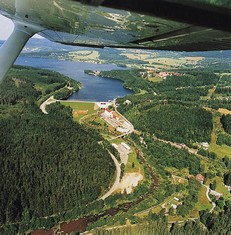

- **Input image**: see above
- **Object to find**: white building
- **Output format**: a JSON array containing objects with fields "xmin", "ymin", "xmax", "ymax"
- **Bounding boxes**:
[
  {"xmin": 171, "ymin": 204, "xmax": 177, "ymax": 209},
  {"xmin": 121, "ymin": 142, "xmax": 131, "ymax": 151},
  {"xmin": 174, "ymin": 197, "xmax": 179, "ymax": 201},
  {"xmin": 104, "ymin": 108, "xmax": 113, "ymax": 118},
  {"xmin": 201, "ymin": 142, "xmax": 209, "ymax": 149},
  {"xmin": 123, "ymin": 99, "xmax": 132, "ymax": 105},
  {"xmin": 116, "ymin": 127, "xmax": 129, "ymax": 133},
  {"xmin": 122, "ymin": 121, "xmax": 131, "ymax": 129},
  {"xmin": 96, "ymin": 102, "xmax": 112, "ymax": 109}
]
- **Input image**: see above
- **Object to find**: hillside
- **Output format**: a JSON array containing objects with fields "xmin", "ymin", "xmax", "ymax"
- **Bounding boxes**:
[
  {"xmin": 0, "ymin": 66, "xmax": 115, "ymax": 234},
  {"xmin": 1, "ymin": 38, "xmax": 231, "ymax": 70}
]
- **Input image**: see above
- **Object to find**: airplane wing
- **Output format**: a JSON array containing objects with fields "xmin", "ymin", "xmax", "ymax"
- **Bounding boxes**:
[
  {"xmin": 0, "ymin": 0, "xmax": 231, "ymax": 51},
  {"xmin": 0, "ymin": 0, "xmax": 231, "ymax": 80}
]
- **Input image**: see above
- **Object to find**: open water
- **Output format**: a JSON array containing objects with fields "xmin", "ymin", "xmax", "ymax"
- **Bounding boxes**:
[{"xmin": 15, "ymin": 56, "xmax": 133, "ymax": 101}]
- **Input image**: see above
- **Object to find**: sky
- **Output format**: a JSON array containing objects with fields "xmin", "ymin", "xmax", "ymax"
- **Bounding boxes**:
[
  {"xmin": 0, "ymin": 15, "xmax": 14, "ymax": 40},
  {"xmin": 0, "ymin": 15, "xmax": 42, "ymax": 40}
]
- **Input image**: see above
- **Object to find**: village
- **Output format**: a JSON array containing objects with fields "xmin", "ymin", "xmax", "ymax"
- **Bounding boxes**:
[{"xmin": 140, "ymin": 70, "xmax": 182, "ymax": 80}]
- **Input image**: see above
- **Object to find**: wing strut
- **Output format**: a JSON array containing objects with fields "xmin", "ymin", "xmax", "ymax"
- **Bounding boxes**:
[{"xmin": 0, "ymin": 21, "xmax": 43, "ymax": 80}]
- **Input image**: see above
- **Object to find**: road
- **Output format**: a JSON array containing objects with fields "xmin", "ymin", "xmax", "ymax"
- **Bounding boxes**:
[
  {"xmin": 40, "ymin": 96, "xmax": 57, "ymax": 114},
  {"xmin": 99, "ymin": 101, "xmax": 136, "ymax": 199},
  {"xmin": 114, "ymin": 99, "xmax": 134, "ymax": 132},
  {"xmin": 100, "ymin": 152, "xmax": 121, "ymax": 200},
  {"xmin": 105, "ymin": 99, "xmax": 134, "ymax": 141},
  {"xmin": 203, "ymin": 184, "xmax": 216, "ymax": 213},
  {"xmin": 40, "ymin": 84, "xmax": 74, "ymax": 114},
  {"xmin": 156, "ymin": 137, "xmax": 209, "ymax": 162}
]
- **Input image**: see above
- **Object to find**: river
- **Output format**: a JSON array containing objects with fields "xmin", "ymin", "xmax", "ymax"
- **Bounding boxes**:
[{"xmin": 15, "ymin": 56, "xmax": 133, "ymax": 101}]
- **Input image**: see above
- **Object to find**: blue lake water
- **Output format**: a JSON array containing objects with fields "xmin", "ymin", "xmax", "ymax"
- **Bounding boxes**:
[{"xmin": 15, "ymin": 57, "xmax": 133, "ymax": 101}]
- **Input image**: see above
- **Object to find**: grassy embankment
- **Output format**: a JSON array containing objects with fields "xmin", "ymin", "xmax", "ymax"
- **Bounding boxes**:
[
  {"xmin": 209, "ymin": 110, "xmax": 231, "ymax": 158},
  {"xmin": 110, "ymin": 138, "xmax": 143, "ymax": 175},
  {"xmin": 61, "ymin": 101, "xmax": 96, "ymax": 122},
  {"xmin": 195, "ymin": 186, "xmax": 212, "ymax": 211}
]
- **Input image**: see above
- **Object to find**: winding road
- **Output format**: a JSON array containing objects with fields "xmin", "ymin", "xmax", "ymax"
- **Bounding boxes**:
[
  {"xmin": 100, "ymin": 152, "xmax": 121, "ymax": 200},
  {"xmin": 40, "ymin": 97, "xmax": 127, "ymax": 201},
  {"xmin": 203, "ymin": 184, "xmax": 216, "ymax": 213},
  {"xmin": 40, "ymin": 96, "xmax": 57, "ymax": 114}
]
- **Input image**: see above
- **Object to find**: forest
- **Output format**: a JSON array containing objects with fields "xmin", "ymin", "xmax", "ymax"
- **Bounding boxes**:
[
  {"xmin": 1, "ymin": 65, "xmax": 230, "ymax": 235},
  {"xmin": 155, "ymin": 72, "xmax": 219, "ymax": 92},
  {"xmin": 217, "ymin": 114, "xmax": 231, "ymax": 147},
  {"xmin": 215, "ymin": 74, "xmax": 231, "ymax": 96},
  {"xmin": 0, "ymin": 67, "xmax": 115, "ymax": 231},
  {"xmin": 118, "ymin": 101, "xmax": 212, "ymax": 146},
  {"xmin": 0, "ymin": 65, "xmax": 80, "ymax": 106},
  {"xmin": 220, "ymin": 114, "xmax": 231, "ymax": 135},
  {"xmin": 90, "ymin": 200, "xmax": 231, "ymax": 235},
  {"xmin": 91, "ymin": 70, "xmax": 156, "ymax": 93},
  {"xmin": 139, "ymin": 136, "xmax": 202, "ymax": 175}
]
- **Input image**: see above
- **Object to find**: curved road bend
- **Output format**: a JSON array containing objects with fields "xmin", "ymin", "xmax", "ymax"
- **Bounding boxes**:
[
  {"xmin": 40, "ymin": 98, "xmax": 122, "ymax": 200},
  {"xmin": 100, "ymin": 153, "xmax": 121, "ymax": 200},
  {"xmin": 203, "ymin": 184, "xmax": 216, "ymax": 212},
  {"xmin": 40, "ymin": 96, "xmax": 57, "ymax": 114}
]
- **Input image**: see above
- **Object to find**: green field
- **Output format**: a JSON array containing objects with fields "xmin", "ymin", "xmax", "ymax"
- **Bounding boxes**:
[
  {"xmin": 110, "ymin": 138, "xmax": 144, "ymax": 174},
  {"xmin": 110, "ymin": 138, "xmax": 124, "ymax": 145},
  {"xmin": 94, "ymin": 116, "xmax": 105, "ymax": 125},
  {"xmin": 148, "ymin": 76, "xmax": 162, "ymax": 83},
  {"xmin": 125, "ymin": 146, "xmax": 142, "ymax": 174},
  {"xmin": 209, "ymin": 144, "xmax": 231, "ymax": 158},
  {"xmin": 209, "ymin": 110, "xmax": 231, "ymax": 158},
  {"xmin": 195, "ymin": 186, "xmax": 212, "ymax": 211},
  {"xmin": 212, "ymin": 176, "xmax": 231, "ymax": 200},
  {"xmin": 136, "ymin": 89, "xmax": 148, "ymax": 95},
  {"xmin": 101, "ymin": 133, "xmax": 115, "ymax": 140},
  {"xmin": 61, "ymin": 101, "xmax": 96, "ymax": 122}
]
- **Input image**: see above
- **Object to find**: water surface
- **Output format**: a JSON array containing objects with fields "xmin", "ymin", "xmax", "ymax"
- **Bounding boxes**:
[{"xmin": 15, "ymin": 57, "xmax": 133, "ymax": 101}]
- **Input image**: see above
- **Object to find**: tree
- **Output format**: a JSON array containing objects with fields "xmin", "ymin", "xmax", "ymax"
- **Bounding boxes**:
[
  {"xmin": 224, "ymin": 172, "xmax": 231, "ymax": 186},
  {"xmin": 120, "ymin": 163, "xmax": 125, "ymax": 180},
  {"xmin": 210, "ymin": 180, "xmax": 217, "ymax": 190}
]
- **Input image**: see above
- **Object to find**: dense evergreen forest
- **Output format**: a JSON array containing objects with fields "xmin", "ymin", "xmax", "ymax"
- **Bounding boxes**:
[
  {"xmin": 221, "ymin": 114, "xmax": 231, "ymax": 135},
  {"xmin": 0, "ymin": 65, "xmax": 80, "ymax": 105},
  {"xmin": 127, "ymin": 104, "xmax": 212, "ymax": 145},
  {"xmin": 0, "ymin": 67, "xmax": 115, "ymax": 230},
  {"xmin": 155, "ymin": 72, "xmax": 219, "ymax": 92},
  {"xmin": 218, "ymin": 114, "xmax": 231, "ymax": 147}
]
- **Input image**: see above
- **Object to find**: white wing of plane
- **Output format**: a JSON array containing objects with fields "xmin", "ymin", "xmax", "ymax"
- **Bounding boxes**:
[{"xmin": 0, "ymin": 0, "xmax": 231, "ymax": 80}]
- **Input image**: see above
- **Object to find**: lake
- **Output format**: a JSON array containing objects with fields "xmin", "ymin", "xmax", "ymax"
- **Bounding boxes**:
[{"xmin": 15, "ymin": 56, "xmax": 133, "ymax": 101}]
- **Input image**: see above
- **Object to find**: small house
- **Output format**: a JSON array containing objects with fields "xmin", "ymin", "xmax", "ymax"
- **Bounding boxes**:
[
  {"xmin": 124, "ymin": 99, "xmax": 132, "ymax": 105},
  {"xmin": 196, "ymin": 174, "xmax": 205, "ymax": 183}
]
